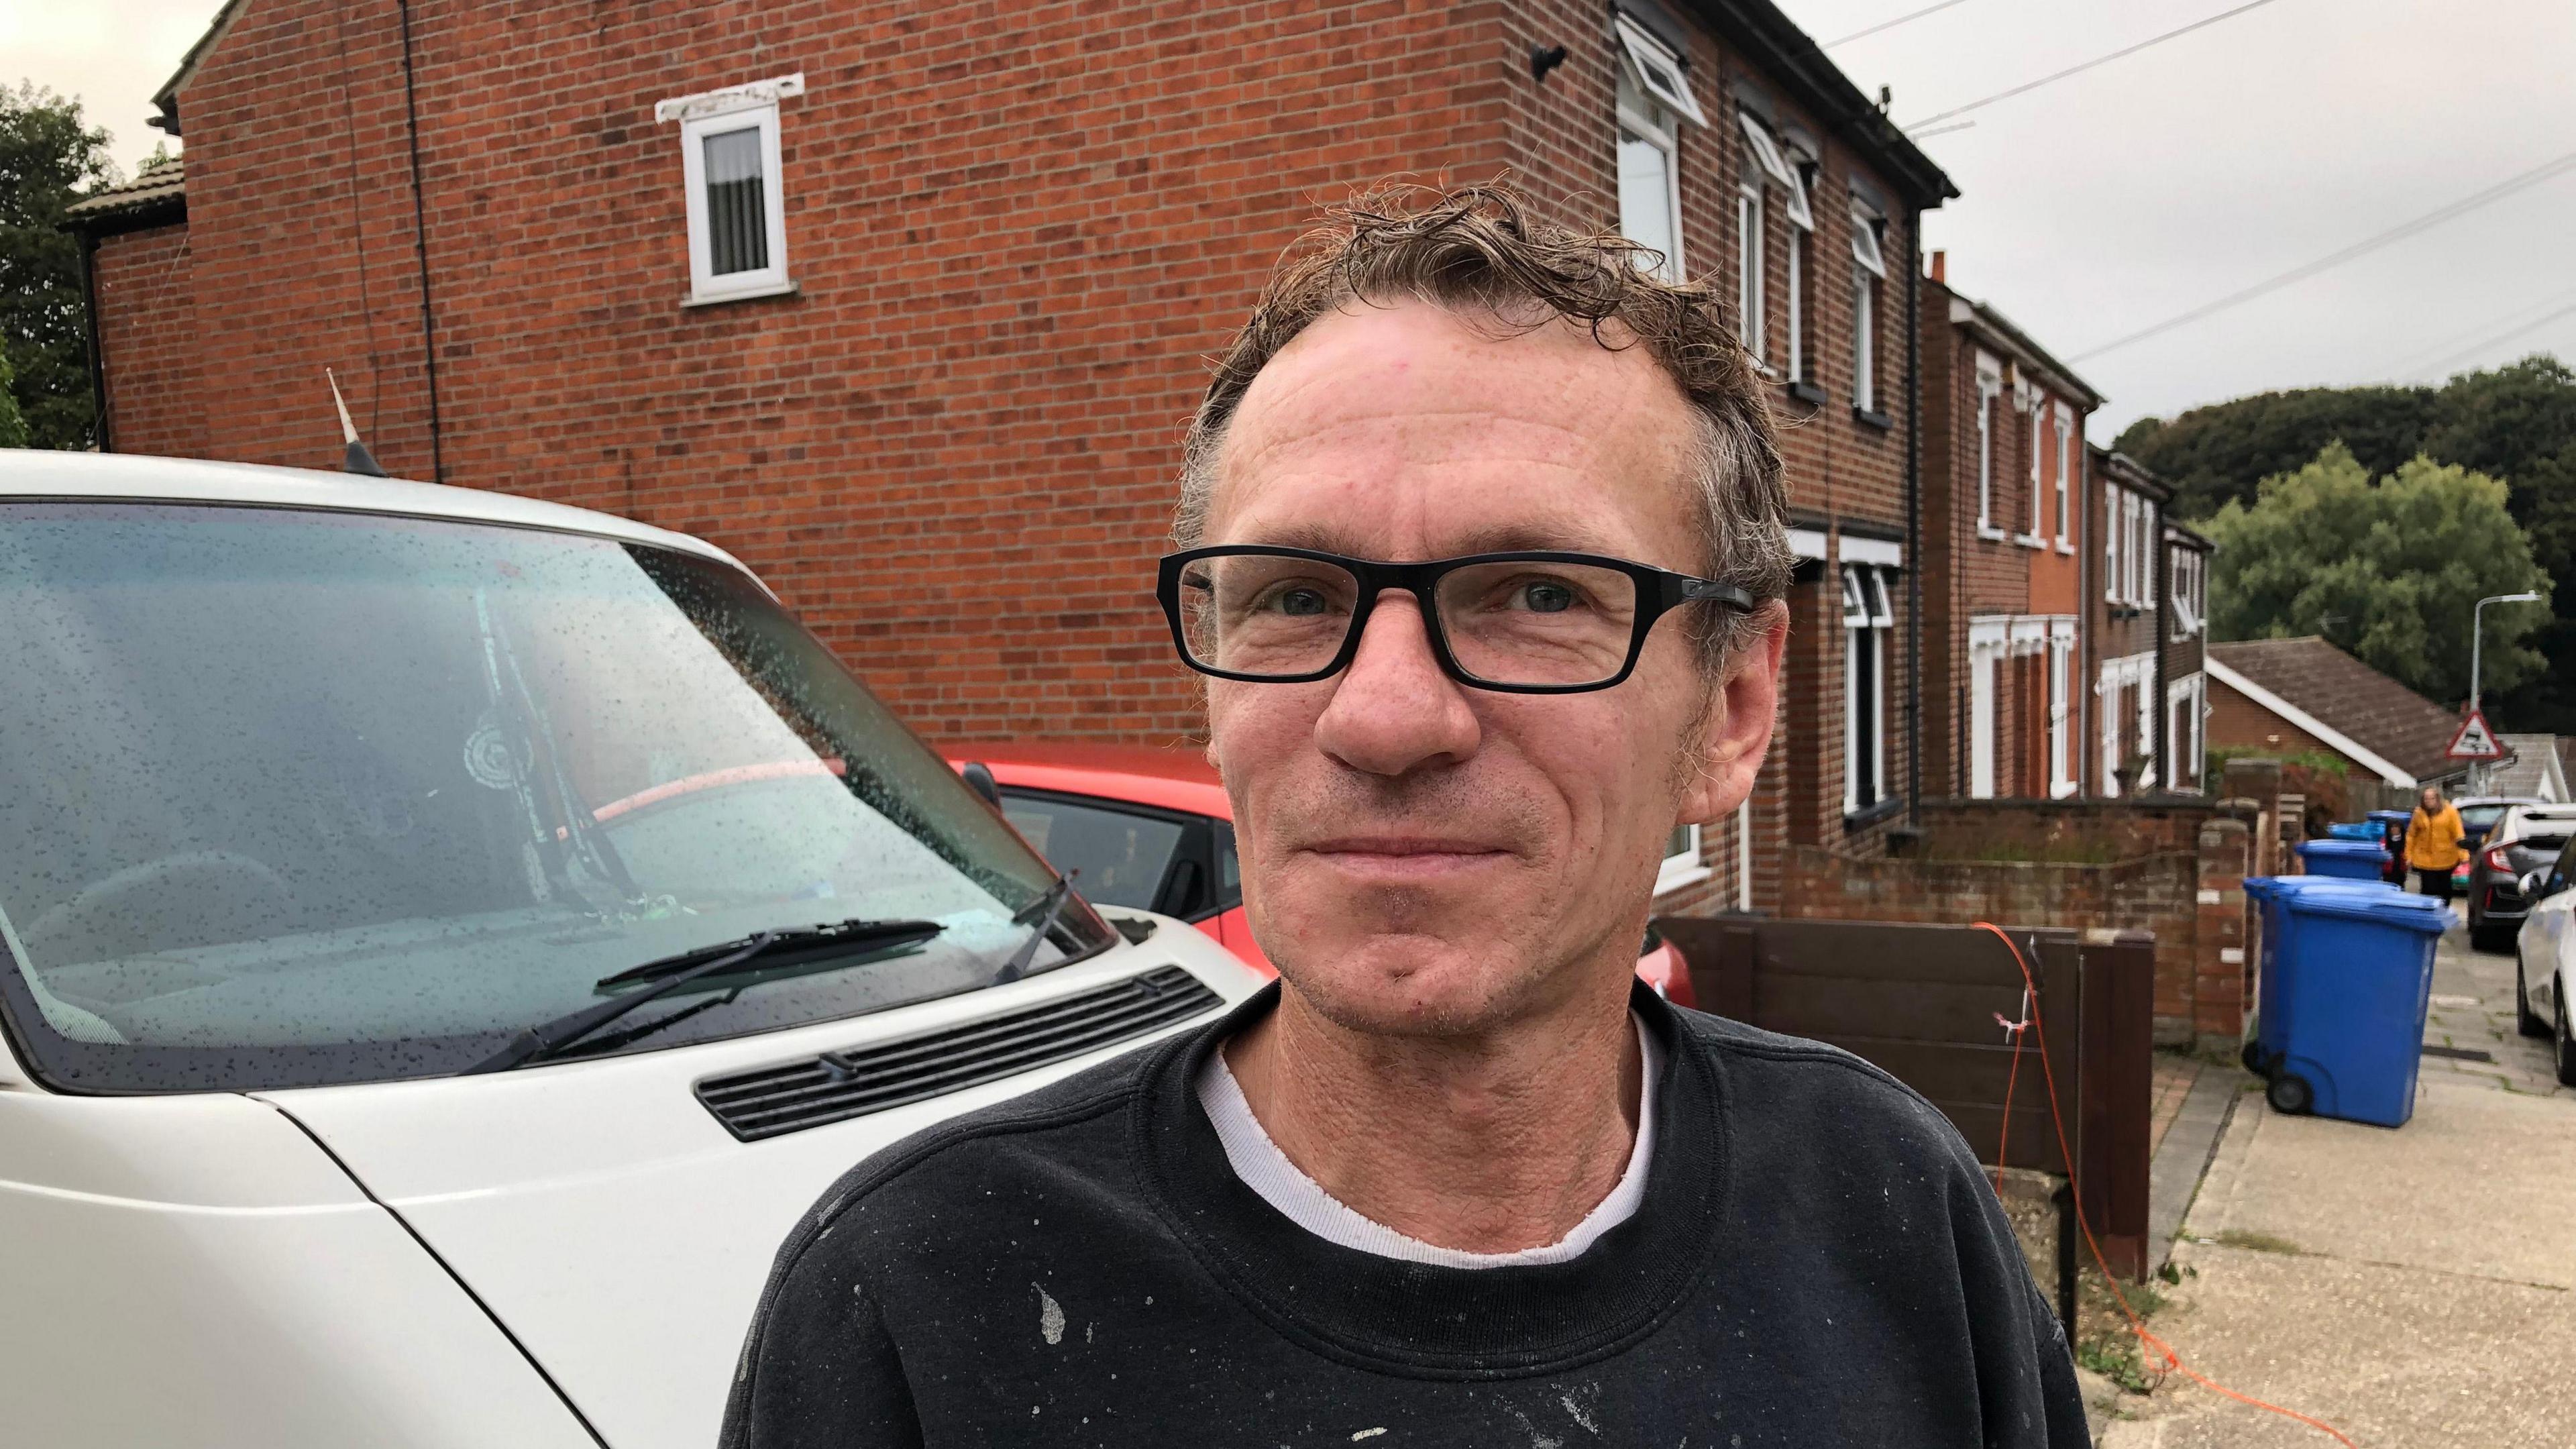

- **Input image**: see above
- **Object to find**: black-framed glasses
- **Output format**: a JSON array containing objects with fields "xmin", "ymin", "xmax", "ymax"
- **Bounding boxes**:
[{"xmin": 1155, "ymin": 545, "xmax": 1758, "ymax": 694}]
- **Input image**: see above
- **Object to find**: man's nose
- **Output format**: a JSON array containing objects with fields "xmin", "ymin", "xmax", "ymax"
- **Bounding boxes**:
[{"xmin": 1310, "ymin": 592, "xmax": 1482, "ymax": 777}]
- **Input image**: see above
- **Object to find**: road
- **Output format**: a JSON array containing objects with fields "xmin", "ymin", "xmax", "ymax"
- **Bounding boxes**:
[{"xmin": 2098, "ymin": 926, "xmax": 2576, "ymax": 1447}]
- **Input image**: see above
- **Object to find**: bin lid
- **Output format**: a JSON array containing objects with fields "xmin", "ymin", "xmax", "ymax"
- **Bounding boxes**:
[
  {"xmin": 2271, "ymin": 881, "xmax": 2453, "ymax": 933},
  {"xmin": 2324, "ymin": 822, "xmax": 2379, "ymax": 840},
  {"xmin": 2366, "ymin": 810, "xmax": 2412, "ymax": 823},
  {"xmin": 2295, "ymin": 838, "xmax": 2391, "ymax": 863},
  {"xmin": 2245, "ymin": 875, "xmax": 2400, "ymax": 902}
]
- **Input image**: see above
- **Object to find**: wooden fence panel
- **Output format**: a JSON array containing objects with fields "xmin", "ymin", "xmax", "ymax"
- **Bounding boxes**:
[{"xmin": 1656, "ymin": 914, "xmax": 2151, "ymax": 1280}]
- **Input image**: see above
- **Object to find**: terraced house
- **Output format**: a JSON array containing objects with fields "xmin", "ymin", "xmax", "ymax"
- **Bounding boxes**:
[{"xmin": 66, "ymin": 0, "xmax": 1954, "ymax": 916}]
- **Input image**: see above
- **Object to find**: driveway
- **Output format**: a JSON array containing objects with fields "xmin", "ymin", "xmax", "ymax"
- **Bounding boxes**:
[{"xmin": 2100, "ymin": 927, "xmax": 2576, "ymax": 1446}]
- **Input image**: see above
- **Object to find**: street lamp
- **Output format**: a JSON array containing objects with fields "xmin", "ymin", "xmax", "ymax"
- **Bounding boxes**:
[
  {"xmin": 2470, "ymin": 591, "xmax": 2544, "ymax": 791},
  {"xmin": 2472, "ymin": 592, "xmax": 2544, "ymax": 714}
]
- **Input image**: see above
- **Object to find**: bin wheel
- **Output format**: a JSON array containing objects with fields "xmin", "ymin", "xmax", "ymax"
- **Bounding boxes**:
[
  {"xmin": 2240, "ymin": 1040, "xmax": 2267, "ymax": 1075},
  {"xmin": 2266, "ymin": 1074, "xmax": 2313, "ymax": 1115}
]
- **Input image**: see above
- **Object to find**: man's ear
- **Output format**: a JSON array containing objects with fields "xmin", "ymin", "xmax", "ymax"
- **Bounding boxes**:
[{"xmin": 1678, "ymin": 600, "xmax": 1787, "ymax": 826}]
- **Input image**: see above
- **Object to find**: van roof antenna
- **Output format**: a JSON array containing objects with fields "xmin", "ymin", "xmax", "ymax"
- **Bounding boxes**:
[{"xmin": 329, "ymin": 368, "xmax": 389, "ymax": 477}]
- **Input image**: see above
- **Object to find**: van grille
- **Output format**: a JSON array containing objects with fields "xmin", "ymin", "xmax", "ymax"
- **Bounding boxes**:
[{"xmin": 694, "ymin": 966, "xmax": 1222, "ymax": 1141}]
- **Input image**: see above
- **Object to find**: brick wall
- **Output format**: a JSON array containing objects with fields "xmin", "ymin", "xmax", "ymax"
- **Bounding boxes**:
[
  {"xmin": 1783, "ymin": 795, "xmax": 2243, "ymax": 1044},
  {"xmin": 89, "ymin": 223, "xmax": 206, "ymax": 459},
  {"xmin": 2206, "ymin": 671, "xmax": 2349, "ymax": 766}
]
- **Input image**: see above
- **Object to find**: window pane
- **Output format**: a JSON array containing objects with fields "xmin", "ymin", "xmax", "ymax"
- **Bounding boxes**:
[
  {"xmin": 1617, "ymin": 127, "xmax": 1679, "ymax": 278},
  {"xmin": 1667, "ymin": 824, "xmax": 1695, "ymax": 861},
  {"xmin": 996, "ymin": 796, "xmax": 1185, "ymax": 910},
  {"xmin": 703, "ymin": 126, "xmax": 769, "ymax": 276}
]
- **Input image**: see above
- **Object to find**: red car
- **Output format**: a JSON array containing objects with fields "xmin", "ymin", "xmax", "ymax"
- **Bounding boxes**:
[{"xmin": 947, "ymin": 742, "xmax": 1695, "ymax": 1006}]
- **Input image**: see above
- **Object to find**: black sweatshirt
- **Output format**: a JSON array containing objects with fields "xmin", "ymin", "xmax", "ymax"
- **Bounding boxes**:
[{"xmin": 720, "ymin": 981, "xmax": 2090, "ymax": 1448}]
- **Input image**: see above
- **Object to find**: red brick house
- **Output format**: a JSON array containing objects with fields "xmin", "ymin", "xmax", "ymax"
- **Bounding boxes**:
[
  {"xmin": 1918, "ymin": 260, "xmax": 2102, "ymax": 802},
  {"xmin": 65, "ymin": 0, "xmax": 1952, "ymax": 916}
]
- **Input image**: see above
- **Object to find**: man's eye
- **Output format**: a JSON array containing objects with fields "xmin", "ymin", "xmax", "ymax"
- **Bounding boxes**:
[
  {"xmin": 1514, "ymin": 581, "xmax": 1579, "ymax": 613},
  {"xmin": 1277, "ymin": 588, "xmax": 1328, "ymax": 616}
]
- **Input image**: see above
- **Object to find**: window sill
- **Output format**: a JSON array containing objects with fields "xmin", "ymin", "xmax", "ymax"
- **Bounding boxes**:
[
  {"xmin": 1851, "ymin": 406, "xmax": 1892, "ymax": 431},
  {"xmin": 1842, "ymin": 796, "xmax": 1904, "ymax": 830},
  {"xmin": 2056, "ymin": 541, "xmax": 2075, "ymax": 555},
  {"xmin": 1786, "ymin": 379, "xmax": 1829, "ymax": 408},
  {"xmin": 1654, "ymin": 861, "xmax": 1715, "ymax": 897},
  {"xmin": 2050, "ymin": 780, "xmax": 2080, "ymax": 800},
  {"xmin": 2012, "ymin": 533, "xmax": 2049, "ymax": 550},
  {"xmin": 1978, "ymin": 525, "xmax": 2009, "ymax": 543},
  {"xmin": 1750, "ymin": 362, "xmax": 1780, "ymax": 381},
  {"xmin": 685, "ymin": 278, "xmax": 800, "ymax": 308}
]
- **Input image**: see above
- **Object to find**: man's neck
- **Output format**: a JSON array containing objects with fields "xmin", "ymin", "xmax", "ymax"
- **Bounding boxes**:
[{"xmin": 1220, "ymin": 973, "xmax": 1644, "ymax": 1255}]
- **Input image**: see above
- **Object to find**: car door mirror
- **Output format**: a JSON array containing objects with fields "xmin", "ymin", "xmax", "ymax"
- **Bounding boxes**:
[{"xmin": 960, "ymin": 761, "xmax": 1003, "ymax": 810}]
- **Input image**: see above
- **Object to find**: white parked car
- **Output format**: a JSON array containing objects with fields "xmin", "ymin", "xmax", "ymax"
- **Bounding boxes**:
[
  {"xmin": 0, "ymin": 452, "xmax": 1261, "ymax": 1448},
  {"xmin": 2514, "ymin": 836, "xmax": 2576, "ymax": 1087}
]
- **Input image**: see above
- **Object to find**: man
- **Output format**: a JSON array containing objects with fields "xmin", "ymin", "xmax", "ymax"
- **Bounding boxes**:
[
  {"xmin": 722, "ymin": 185, "xmax": 2087, "ymax": 1447},
  {"xmin": 2407, "ymin": 786, "xmax": 2466, "ymax": 900}
]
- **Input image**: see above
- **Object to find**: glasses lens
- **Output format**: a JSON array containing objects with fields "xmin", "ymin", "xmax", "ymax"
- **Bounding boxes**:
[
  {"xmin": 1177, "ymin": 553, "xmax": 1362, "ymax": 678},
  {"xmin": 1434, "ymin": 559, "xmax": 1640, "ymax": 686}
]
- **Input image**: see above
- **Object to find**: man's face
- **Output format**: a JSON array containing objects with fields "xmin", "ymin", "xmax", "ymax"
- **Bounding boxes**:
[
  {"xmin": 2422, "ymin": 789, "xmax": 2442, "ymax": 813},
  {"xmin": 1197, "ymin": 302, "xmax": 1782, "ymax": 1037}
]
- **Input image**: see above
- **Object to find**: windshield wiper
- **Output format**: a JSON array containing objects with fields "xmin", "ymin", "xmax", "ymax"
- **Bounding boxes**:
[
  {"xmin": 462, "ymin": 916, "xmax": 944, "ymax": 1074},
  {"xmin": 993, "ymin": 873, "xmax": 1079, "ymax": 985}
]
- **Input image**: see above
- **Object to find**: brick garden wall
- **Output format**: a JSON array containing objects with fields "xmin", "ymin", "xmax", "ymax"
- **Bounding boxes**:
[{"xmin": 1780, "ymin": 796, "xmax": 2247, "ymax": 1045}]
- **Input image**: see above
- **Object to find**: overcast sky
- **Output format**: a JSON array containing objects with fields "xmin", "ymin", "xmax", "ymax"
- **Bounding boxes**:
[{"xmin": 16, "ymin": 0, "xmax": 2576, "ymax": 437}]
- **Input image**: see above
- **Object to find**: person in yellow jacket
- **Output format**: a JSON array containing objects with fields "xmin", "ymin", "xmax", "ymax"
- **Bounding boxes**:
[{"xmin": 2406, "ymin": 786, "xmax": 2467, "ymax": 900}]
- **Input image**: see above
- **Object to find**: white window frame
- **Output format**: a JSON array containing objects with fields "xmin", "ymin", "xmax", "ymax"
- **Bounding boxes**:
[
  {"xmin": 2048, "ymin": 623, "xmax": 2076, "ymax": 798},
  {"xmin": 1969, "ymin": 618, "xmax": 2008, "ymax": 799},
  {"xmin": 1735, "ymin": 800, "xmax": 1753, "ymax": 910},
  {"xmin": 1842, "ymin": 565, "xmax": 1894, "ymax": 815},
  {"xmin": 1849, "ymin": 201, "xmax": 1888, "ymax": 279},
  {"xmin": 2020, "ymin": 392, "xmax": 2047, "ymax": 547},
  {"xmin": 2165, "ymin": 674, "xmax": 2205, "ymax": 791},
  {"xmin": 2104, "ymin": 481, "xmax": 2121, "ymax": 602},
  {"xmin": 2100, "ymin": 670, "xmax": 2124, "ymax": 796},
  {"xmin": 2054, "ymin": 407, "xmax": 2074, "ymax": 552},
  {"xmin": 1737, "ymin": 182, "xmax": 1766, "ymax": 364},
  {"xmin": 657, "ymin": 72, "xmax": 804, "ymax": 307},
  {"xmin": 1656, "ymin": 820, "xmax": 1709, "ymax": 895},
  {"xmin": 1616, "ymin": 16, "xmax": 1707, "ymax": 126},
  {"xmin": 2170, "ymin": 547, "xmax": 2202, "ymax": 637},
  {"xmin": 1851, "ymin": 259, "xmax": 1876, "ymax": 412},
  {"xmin": 2143, "ymin": 502, "xmax": 2161, "ymax": 606},
  {"xmin": 1616, "ymin": 74, "xmax": 1686, "ymax": 282},
  {"xmin": 1974, "ymin": 356, "xmax": 2003, "ymax": 538},
  {"xmin": 1786, "ymin": 173, "xmax": 1812, "ymax": 384}
]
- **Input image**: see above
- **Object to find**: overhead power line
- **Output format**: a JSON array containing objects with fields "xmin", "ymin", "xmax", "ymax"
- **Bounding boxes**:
[
  {"xmin": 2414, "ymin": 301, "xmax": 2576, "ymax": 380},
  {"xmin": 1902, "ymin": 0, "xmax": 2285, "ymax": 131},
  {"xmin": 2384, "ymin": 283, "xmax": 2576, "ymax": 379},
  {"xmin": 1824, "ymin": 0, "xmax": 1974, "ymax": 49},
  {"xmin": 2071, "ymin": 148, "xmax": 2576, "ymax": 362}
]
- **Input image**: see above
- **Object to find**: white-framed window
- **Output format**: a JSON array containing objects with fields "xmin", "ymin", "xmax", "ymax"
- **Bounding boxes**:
[
  {"xmin": 1735, "ymin": 800, "xmax": 1753, "ymax": 910},
  {"xmin": 1656, "ymin": 820, "xmax": 1709, "ymax": 896},
  {"xmin": 2025, "ymin": 394, "xmax": 2047, "ymax": 542},
  {"xmin": 1841, "ymin": 564, "xmax": 1894, "ymax": 814},
  {"xmin": 2048, "ymin": 625, "xmax": 2076, "ymax": 798},
  {"xmin": 2170, "ymin": 547, "xmax": 2204, "ymax": 637},
  {"xmin": 1616, "ymin": 15, "xmax": 1708, "ymax": 125},
  {"xmin": 2100, "ymin": 670, "xmax": 2124, "ymax": 796},
  {"xmin": 2165, "ymin": 674, "xmax": 2205, "ymax": 791},
  {"xmin": 1786, "ymin": 168, "xmax": 1813, "ymax": 384},
  {"xmin": 2054, "ymin": 408, "xmax": 2074, "ymax": 551},
  {"xmin": 2104, "ymin": 481, "xmax": 2121, "ymax": 602},
  {"xmin": 1617, "ymin": 72, "xmax": 1684, "ymax": 281},
  {"xmin": 2143, "ymin": 502, "xmax": 2160, "ymax": 606},
  {"xmin": 656, "ymin": 72, "xmax": 804, "ymax": 306},
  {"xmin": 1852, "ymin": 203, "xmax": 1888, "ymax": 413},
  {"xmin": 1969, "ymin": 620, "xmax": 2006, "ymax": 799},
  {"xmin": 1737, "ymin": 181, "xmax": 1766, "ymax": 362},
  {"xmin": 1975, "ymin": 357, "xmax": 2002, "ymax": 536},
  {"xmin": 2135, "ymin": 673, "xmax": 2157, "ymax": 784}
]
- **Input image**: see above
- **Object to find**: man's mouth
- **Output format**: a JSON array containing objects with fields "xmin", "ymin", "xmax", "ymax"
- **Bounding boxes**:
[{"xmin": 1299, "ymin": 836, "xmax": 1515, "ymax": 880}]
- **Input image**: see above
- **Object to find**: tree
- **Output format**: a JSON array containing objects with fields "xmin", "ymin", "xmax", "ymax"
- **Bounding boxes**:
[
  {"xmin": 0, "ymin": 83, "xmax": 119, "ymax": 449},
  {"xmin": 2112, "ymin": 384, "xmax": 2441, "ymax": 520},
  {"xmin": 2203, "ymin": 443, "xmax": 2553, "ymax": 703}
]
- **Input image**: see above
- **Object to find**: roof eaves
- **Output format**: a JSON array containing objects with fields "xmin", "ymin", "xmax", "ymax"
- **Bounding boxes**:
[
  {"xmin": 148, "ymin": 0, "xmax": 250, "ymax": 136},
  {"xmin": 59, "ymin": 163, "xmax": 188, "ymax": 237},
  {"xmin": 2205, "ymin": 655, "xmax": 2417, "ymax": 789},
  {"xmin": 1955, "ymin": 296, "xmax": 2106, "ymax": 409},
  {"xmin": 1679, "ymin": 0, "xmax": 1959, "ymax": 212}
]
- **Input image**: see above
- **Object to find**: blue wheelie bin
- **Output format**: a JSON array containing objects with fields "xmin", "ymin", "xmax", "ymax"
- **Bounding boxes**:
[
  {"xmin": 2324, "ymin": 821, "xmax": 2379, "ymax": 841},
  {"xmin": 2241, "ymin": 877, "xmax": 2451, "ymax": 1127},
  {"xmin": 2296, "ymin": 838, "xmax": 2390, "ymax": 880}
]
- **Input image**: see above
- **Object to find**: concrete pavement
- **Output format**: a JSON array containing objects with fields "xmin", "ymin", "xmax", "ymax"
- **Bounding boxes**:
[{"xmin": 2096, "ymin": 927, "xmax": 2576, "ymax": 1446}]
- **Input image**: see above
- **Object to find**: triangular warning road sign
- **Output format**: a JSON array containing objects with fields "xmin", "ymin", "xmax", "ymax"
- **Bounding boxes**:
[{"xmin": 2445, "ymin": 708, "xmax": 2506, "ymax": 761}]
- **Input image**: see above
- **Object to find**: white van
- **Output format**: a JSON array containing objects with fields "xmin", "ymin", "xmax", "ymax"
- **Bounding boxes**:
[{"xmin": 0, "ymin": 453, "xmax": 1259, "ymax": 1448}]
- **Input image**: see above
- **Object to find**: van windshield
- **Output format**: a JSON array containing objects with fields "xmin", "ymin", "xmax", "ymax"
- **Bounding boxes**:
[{"xmin": 0, "ymin": 502, "xmax": 1108, "ymax": 1092}]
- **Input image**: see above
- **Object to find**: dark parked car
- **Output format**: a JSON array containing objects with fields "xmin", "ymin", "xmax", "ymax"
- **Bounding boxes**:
[{"xmin": 2468, "ymin": 804, "xmax": 2576, "ymax": 951}]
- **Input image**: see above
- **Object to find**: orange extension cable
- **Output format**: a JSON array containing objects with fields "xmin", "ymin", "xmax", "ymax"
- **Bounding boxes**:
[{"xmin": 1973, "ymin": 922, "xmax": 2359, "ymax": 1448}]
